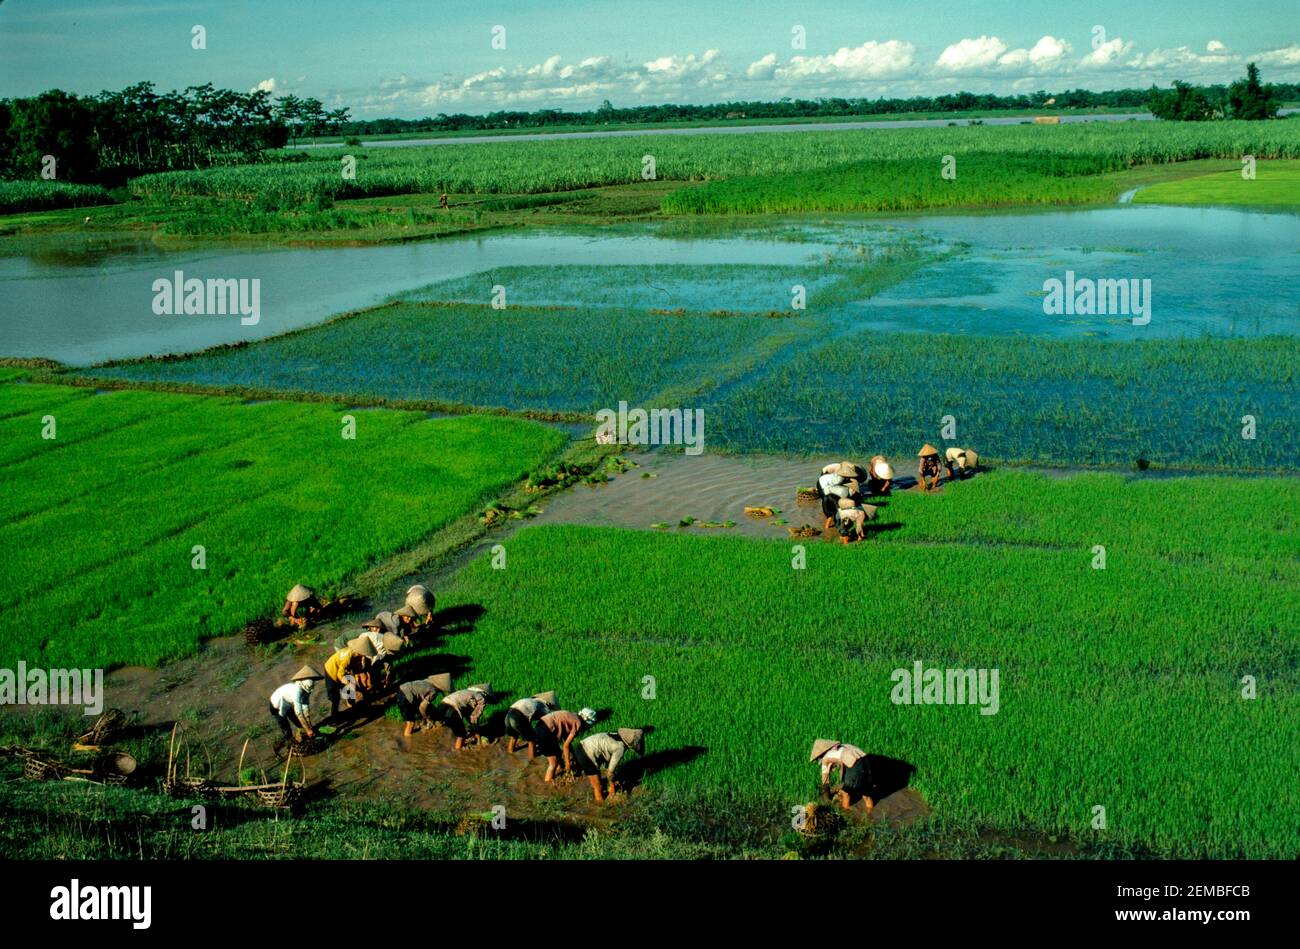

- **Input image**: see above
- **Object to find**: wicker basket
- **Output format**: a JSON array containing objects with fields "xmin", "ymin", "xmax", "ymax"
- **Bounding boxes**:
[{"xmin": 22, "ymin": 756, "xmax": 63, "ymax": 782}]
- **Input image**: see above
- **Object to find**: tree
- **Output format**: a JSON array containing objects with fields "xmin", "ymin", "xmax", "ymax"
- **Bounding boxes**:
[
  {"xmin": 1228, "ymin": 63, "xmax": 1277, "ymax": 120},
  {"xmin": 1147, "ymin": 81, "xmax": 1215, "ymax": 121}
]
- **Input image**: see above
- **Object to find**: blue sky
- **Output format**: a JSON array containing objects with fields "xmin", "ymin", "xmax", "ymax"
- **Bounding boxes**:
[{"xmin": 1, "ymin": 0, "xmax": 1297, "ymax": 115}]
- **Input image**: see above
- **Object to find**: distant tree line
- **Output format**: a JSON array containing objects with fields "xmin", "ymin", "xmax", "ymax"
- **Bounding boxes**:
[
  {"xmin": 0, "ymin": 82, "xmax": 351, "ymax": 185},
  {"xmin": 1148, "ymin": 64, "xmax": 1283, "ymax": 121},
  {"xmin": 338, "ymin": 73, "xmax": 1296, "ymax": 136}
]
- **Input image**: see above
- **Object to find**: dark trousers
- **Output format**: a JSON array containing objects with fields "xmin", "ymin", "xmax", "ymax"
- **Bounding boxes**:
[
  {"xmin": 436, "ymin": 703, "xmax": 468, "ymax": 738},
  {"xmin": 504, "ymin": 708, "xmax": 534, "ymax": 743},
  {"xmin": 269, "ymin": 704, "xmax": 296, "ymax": 740}
]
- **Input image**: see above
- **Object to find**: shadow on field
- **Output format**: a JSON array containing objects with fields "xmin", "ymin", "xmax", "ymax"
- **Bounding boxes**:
[
  {"xmin": 620, "ymin": 744, "xmax": 707, "ymax": 790},
  {"xmin": 428, "ymin": 604, "xmax": 486, "ymax": 639},
  {"xmin": 859, "ymin": 754, "xmax": 918, "ymax": 804}
]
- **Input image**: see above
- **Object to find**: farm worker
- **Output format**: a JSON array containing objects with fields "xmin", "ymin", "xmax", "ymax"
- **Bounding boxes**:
[
  {"xmin": 281, "ymin": 584, "xmax": 321, "ymax": 628},
  {"xmin": 944, "ymin": 447, "xmax": 980, "ymax": 480},
  {"xmin": 504, "ymin": 690, "xmax": 558, "ymax": 756},
  {"xmin": 820, "ymin": 479, "xmax": 860, "ymax": 531},
  {"xmin": 405, "ymin": 584, "xmax": 436, "ymax": 626},
  {"xmin": 573, "ymin": 727, "xmax": 645, "ymax": 803},
  {"xmin": 363, "ymin": 611, "xmax": 402, "ymax": 638},
  {"xmin": 436, "ymin": 683, "xmax": 492, "ymax": 750},
  {"xmin": 866, "ymin": 456, "xmax": 894, "ymax": 496},
  {"xmin": 396, "ymin": 673, "xmax": 453, "ymax": 738},
  {"xmin": 835, "ymin": 498, "xmax": 877, "ymax": 544},
  {"xmin": 810, "ymin": 739, "xmax": 876, "ymax": 814},
  {"xmin": 534, "ymin": 707, "xmax": 598, "ymax": 781},
  {"xmin": 359, "ymin": 630, "xmax": 405, "ymax": 689},
  {"xmin": 323, "ymin": 636, "xmax": 376, "ymax": 718},
  {"xmin": 917, "ymin": 444, "xmax": 943, "ymax": 492},
  {"xmin": 392, "ymin": 606, "xmax": 421, "ymax": 639},
  {"xmin": 269, "ymin": 666, "xmax": 322, "ymax": 742}
]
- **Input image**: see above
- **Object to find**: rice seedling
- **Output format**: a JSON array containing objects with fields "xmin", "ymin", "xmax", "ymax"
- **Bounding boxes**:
[
  {"xmin": 414, "ymin": 474, "xmax": 1299, "ymax": 857},
  {"xmin": 0, "ymin": 382, "xmax": 567, "ymax": 669},
  {"xmin": 698, "ymin": 331, "xmax": 1300, "ymax": 469},
  {"xmin": 92, "ymin": 301, "xmax": 804, "ymax": 413}
]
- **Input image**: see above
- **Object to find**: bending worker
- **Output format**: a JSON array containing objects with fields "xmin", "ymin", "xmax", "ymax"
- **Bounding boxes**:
[
  {"xmin": 437, "ymin": 683, "xmax": 491, "ymax": 751},
  {"xmin": 866, "ymin": 456, "xmax": 894, "ymax": 496},
  {"xmin": 396, "ymin": 673, "xmax": 453, "ymax": 737},
  {"xmin": 504, "ymin": 690, "xmax": 558, "ymax": 757},
  {"xmin": 405, "ymin": 584, "xmax": 436, "ymax": 627},
  {"xmin": 836, "ymin": 497, "xmax": 877, "ymax": 544},
  {"xmin": 323, "ymin": 636, "xmax": 376, "ymax": 719},
  {"xmin": 944, "ymin": 447, "xmax": 980, "ymax": 480},
  {"xmin": 534, "ymin": 706, "xmax": 598, "ymax": 781},
  {"xmin": 918, "ymin": 444, "xmax": 943, "ymax": 492},
  {"xmin": 573, "ymin": 727, "xmax": 645, "ymax": 803},
  {"xmin": 281, "ymin": 584, "xmax": 321, "ymax": 628},
  {"xmin": 810, "ymin": 738, "xmax": 876, "ymax": 814},
  {"xmin": 269, "ymin": 665, "xmax": 322, "ymax": 743}
]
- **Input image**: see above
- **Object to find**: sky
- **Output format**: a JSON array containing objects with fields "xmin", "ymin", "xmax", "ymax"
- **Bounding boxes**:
[{"xmin": 1, "ymin": 0, "xmax": 1297, "ymax": 116}]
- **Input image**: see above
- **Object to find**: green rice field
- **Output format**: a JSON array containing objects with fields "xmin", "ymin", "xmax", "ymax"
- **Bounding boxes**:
[
  {"xmin": 415, "ymin": 470, "xmax": 1299, "ymax": 858},
  {"xmin": 0, "ymin": 380, "xmax": 566, "ymax": 669}
]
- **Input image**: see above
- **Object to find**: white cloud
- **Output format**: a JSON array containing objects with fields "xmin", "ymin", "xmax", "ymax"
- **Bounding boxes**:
[
  {"xmin": 746, "ymin": 52, "xmax": 778, "ymax": 81},
  {"xmin": 1253, "ymin": 44, "xmax": 1300, "ymax": 68},
  {"xmin": 936, "ymin": 36, "xmax": 1007, "ymax": 71},
  {"xmin": 252, "ymin": 77, "xmax": 279, "ymax": 94},
  {"xmin": 1080, "ymin": 37, "xmax": 1134, "ymax": 68},
  {"xmin": 774, "ymin": 40, "xmax": 916, "ymax": 80},
  {"xmin": 1206, "ymin": 40, "xmax": 1228, "ymax": 53},
  {"xmin": 998, "ymin": 35, "xmax": 1071, "ymax": 69}
]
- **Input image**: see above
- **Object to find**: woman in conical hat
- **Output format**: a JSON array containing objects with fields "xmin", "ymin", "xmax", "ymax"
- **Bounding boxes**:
[
  {"xmin": 867, "ymin": 455, "xmax": 894, "ymax": 496},
  {"xmin": 280, "ymin": 583, "xmax": 322, "ymax": 628},
  {"xmin": 404, "ymin": 584, "xmax": 436, "ymax": 623},
  {"xmin": 944, "ymin": 447, "xmax": 980, "ymax": 480},
  {"xmin": 270, "ymin": 667, "xmax": 322, "ymax": 743},
  {"xmin": 835, "ymin": 497, "xmax": 871, "ymax": 544},
  {"xmin": 917, "ymin": 443, "xmax": 943, "ymax": 493},
  {"xmin": 811, "ymin": 738, "xmax": 877, "ymax": 813},
  {"xmin": 503, "ymin": 690, "xmax": 559, "ymax": 757},
  {"xmin": 572, "ymin": 725, "xmax": 645, "ymax": 803}
]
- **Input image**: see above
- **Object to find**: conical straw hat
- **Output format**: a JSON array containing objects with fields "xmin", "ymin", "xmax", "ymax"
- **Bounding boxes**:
[
  {"xmin": 361, "ymin": 616, "xmax": 383, "ymax": 629},
  {"xmin": 618, "ymin": 728, "xmax": 645, "ymax": 754},
  {"xmin": 426, "ymin": 673, "xmax": 453, "ymax": 692},
  {"xmin": 964, "ymin": 449, "xmax": 979, "ymax": 469},
  {"xmin": 861, "ymin": 504, "xmax": 879, "ymax": 520},
  {"xmin": 381, "ymin": 633, "xmax": 404, "ymax": 653},
  {"xmin": 809, "ymin": 738, "xmax": 838, "ymax": 762},
  {"xmin": 837, "ymin": 497, "xmax": 856, "ymax": 510},
  {"xmin": 348, "ymin": 636, "xmax": 377, "ymax": 659},
  {"xmin": 286, "ymin": 583, "xmax": 315, "ymax": 603},
  {"xmin": 918, "ymin": 444, "xmax": 939, "ymax": 457},
  {"xmin": 469, "ymin": 683, "xmax": 492, "ymax": 696},
  {"xmin": 406, "ymin": 586, "xmax": 436, "ymax": 614},
  {"xmin": 873, "ymin": 460, "xmax": 894, "ymax": 480},
  {"xmin": 839, "ymin": 462, "xmax": 862, "ymax": 479},
  {"xmin": 292, "ymin": 664, "xmax": 323, "ymax": 682},
  {"xmin": 394, "ymin": 605, "xmax": 418, "ymax": 620},
  {"xmin": 533, "ymin": 690, "xmax": 558, "ymax": 706}
]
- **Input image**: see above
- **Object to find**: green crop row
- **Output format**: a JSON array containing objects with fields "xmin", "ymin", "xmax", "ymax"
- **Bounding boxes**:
[
  {"xmin": 422, "ymin": 482, "xmax": 1298, "ymax": 857},
  {"xmin": 0, "ymin": 180, "xmax": 114, "ymax": 215},
  {"xmin": 127, "ymin": 121, "xmax": 1300, "ymax": 209},
  {"xmin": 661, "ymin": 154, "xmax": 1123, "ymax": 214},
  {"xmin": 0, "ymin": 383, "xmax": 567, "ymax": 668}
]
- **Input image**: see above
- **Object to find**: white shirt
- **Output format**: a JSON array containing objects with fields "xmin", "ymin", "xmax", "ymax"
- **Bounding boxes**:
[
  {"xmin": 510, "ymin": 697, "xmax": 551, "ymax": 719},
  {"xmin": 818, "ymin": 473, "xmax": 843, "ymax": 493},
  {"xmin": 270, "ymin": 682, "xmax": 310, "ymax": 717},
  {"xmin": 360, "ymin": 628, "xmax": 390, "ymax": 659},
  {"xmin": 820, "ymin": 743, "xmax": 866, "ymax": 780}
]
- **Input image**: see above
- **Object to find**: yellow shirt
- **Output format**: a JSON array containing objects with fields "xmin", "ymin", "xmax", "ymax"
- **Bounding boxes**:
[{"xmin": 324, "ymin": 648, "xmax": 360, "ymax": 682}]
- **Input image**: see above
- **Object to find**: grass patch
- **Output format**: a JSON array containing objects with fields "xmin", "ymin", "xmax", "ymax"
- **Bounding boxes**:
[
  {"xmin": 1136, "ymin": 159, "xmax": 1300, "ymax": 207},
  {"xmin": 417, "ymin": 474, "xmax": 1298, "ymax": 858},
  {"xmin": 0, "ymin": 381, "xmax": 567, "ymax": 668}
]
